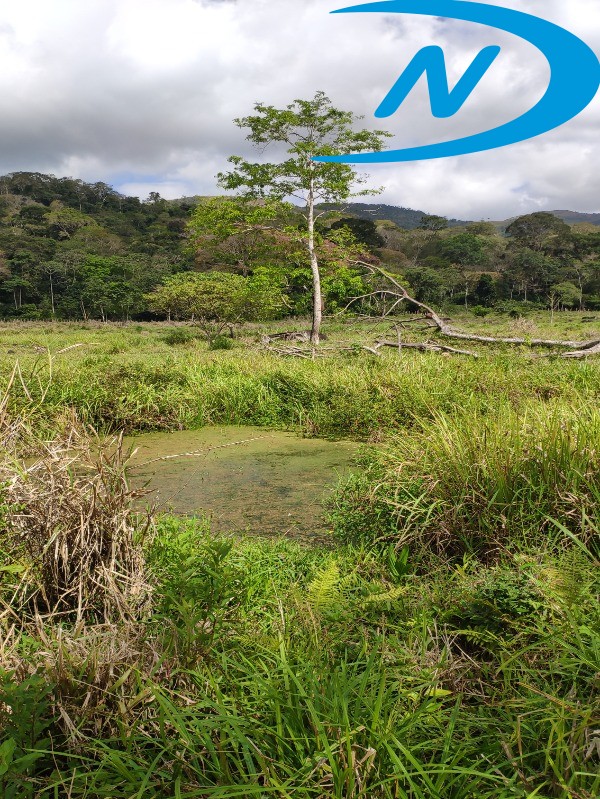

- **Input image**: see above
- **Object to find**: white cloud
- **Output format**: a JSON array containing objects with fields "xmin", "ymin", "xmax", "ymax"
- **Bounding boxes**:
[{"xmin": 0, "ymin": 0, "xmax": 597, "ymax": 219}]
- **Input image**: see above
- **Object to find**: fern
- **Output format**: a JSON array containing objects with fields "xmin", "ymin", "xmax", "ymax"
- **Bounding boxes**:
[
  {"xmin": 306, "ymin": 560, "xmax": 342, "ymax": 613},
  {"xmin": 359, "ymin": 586, "xmax": 406, "ymax": 609}
]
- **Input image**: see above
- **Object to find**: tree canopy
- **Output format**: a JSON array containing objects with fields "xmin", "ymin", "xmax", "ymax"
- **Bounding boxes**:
[{"xmin": 217, "ymin": 91, "xmax": 392, "ymax": 342}]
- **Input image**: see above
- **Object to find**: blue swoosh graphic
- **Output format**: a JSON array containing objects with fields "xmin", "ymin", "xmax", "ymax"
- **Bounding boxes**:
[{"xmin": 314, "ymin": 0, "xmax": 600, "ymax": 163}]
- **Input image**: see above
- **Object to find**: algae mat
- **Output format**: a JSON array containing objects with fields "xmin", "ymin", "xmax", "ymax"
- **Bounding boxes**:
[{"xmin": 126, "ymin": 426, "xmax": 357, "ymax": 539}]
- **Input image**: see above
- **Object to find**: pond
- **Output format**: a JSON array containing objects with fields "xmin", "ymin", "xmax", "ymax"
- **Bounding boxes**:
[{"xmin": 125, "ymin": 426, "xmax": 358, "ymax": 541}]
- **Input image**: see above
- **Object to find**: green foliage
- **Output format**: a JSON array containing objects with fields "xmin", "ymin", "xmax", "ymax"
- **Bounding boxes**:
[
  {"xmin": 161, "ymin": 326, "xmax": 198, "ymax": 346},
  {"xmin": 505, "ymin": 211, "xmax": 570, "ymax": 252},
  {"xmin": 146, "ymin": 270, "xmax": 284, "ymax": 341},
  {"xmin": 219, "ymin": 91, "xmax": 392, "ymax": 205},
  {"xmin": 0, "ymin": 314, "xmax": 599, "ymax": 797},
  {"xmin": 208, "ymin": 333, "xmax": 235, "ymax": 350},
  {"xmin": 0, "ymin": 672, "xmax": 57, "ymax": 799},
  {"xmin": 2, "ymin": 323, "xmax": 599, "ymax": 436},
  {"xmin": 2, "ymin": 521, "xmax": 597, "ymax": 798},
  {"xmin": 331, "ymin": 404, "xmax": 600, "ymax": 557},
  {"xmin": 440, "ymin": 231, "xmax": 489, "ymax": 267},
  {"xmin": 449, "ymin": 566, "xmax": 543, "ymax": 633},
  {"xmin": 470, "ymin": 304, "xmax": 492, "ymax": 316},
  {"xmin": 473, "ymin": 274, "xmax": 497, "ymax": 306},
  {"xmin": 0, "ymin": 172, "xmax": 193, "ymax": 320},
  {"xmin": 552, "ymin": 280, "xmax": 581, "ymax": 308},
  {"xmin": 187, "ymin": 195, "xmax": 293, "ymax": 272},
  {"xmin": 1, "ymin": 170, "xmax": 600, "ymax": 320},
  {"xmin": 147, "ymin": 520, "xmax": 242, "ymax": 662},
  {"xmin": 419, "ymin": 214, "xmax": 448, "ymax": 231},
  {"xmin": 218, "ymin": 91, "xmax": 392, "ymax": 340},
  {"xmin": 329, "ymin": 216, "xmax": 385, "ymax": 248}
]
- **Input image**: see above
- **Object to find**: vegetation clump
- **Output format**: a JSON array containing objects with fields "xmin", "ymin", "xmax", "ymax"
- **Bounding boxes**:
[
  {"xmin": 0, "ymin": 384, "xmax": 151, "ymax": 622},
  {"xmin": 330, "ymin": 404, "xmax": 600, "ymax": 558}
]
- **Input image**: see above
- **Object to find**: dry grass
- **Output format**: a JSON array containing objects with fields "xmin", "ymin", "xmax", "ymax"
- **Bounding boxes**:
[{"xmin": 0, "ymin": 367, "xmax": 153, "ymax": 625}]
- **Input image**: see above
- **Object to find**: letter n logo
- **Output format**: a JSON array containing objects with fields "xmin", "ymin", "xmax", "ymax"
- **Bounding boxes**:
[{"xmin": 375, "ymin": 45, "xmax": 501, "ymax": 118}]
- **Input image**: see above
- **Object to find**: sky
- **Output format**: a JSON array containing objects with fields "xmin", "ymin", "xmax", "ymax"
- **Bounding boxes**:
[{"xmin": 0, "ymin": 0, "xmax": 598, "ymax": 220}]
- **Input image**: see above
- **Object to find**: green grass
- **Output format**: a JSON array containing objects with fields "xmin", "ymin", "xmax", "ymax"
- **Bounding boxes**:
[
  {"xmin": 329, "ymin": 402, "xmax": 600, "ymax": 557},
  {"xmin": 1, "ymin": 519, "xmax": 598, "ymax": 798},
  {"xmin": 1, "ymin": 319, "xmax": 599, "ymax": 436},
  {"xmin": 0, "ymin": 316, "xmax": 599, "ymax": 797}
]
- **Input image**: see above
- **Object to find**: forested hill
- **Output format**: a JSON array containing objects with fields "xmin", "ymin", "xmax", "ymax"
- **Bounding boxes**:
[
  {"xmin": 548, "ymin": 210, "xmax": 600, "ymax": 226},
  {"xmin": 0, "ymin": 171, "xmax": 196, "ymax": 320},
  {"xmin": 317, "ymin": 202, "xmax": 470, "ymax": 229},
  {"xmin": 319, "ymin": 203, "xmax": 600, "ymax": 230},
  {"xmin": 1, "ymin": 170, "xmax": 599, "ymax": 321}
]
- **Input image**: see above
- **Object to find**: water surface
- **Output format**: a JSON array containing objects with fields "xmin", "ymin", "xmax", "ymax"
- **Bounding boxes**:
[{"xmin": 126, "ymin": 426, "xmax": 357, "ymax": 540}]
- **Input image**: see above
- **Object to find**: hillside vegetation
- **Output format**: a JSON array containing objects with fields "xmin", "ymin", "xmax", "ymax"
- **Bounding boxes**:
[{"xmin": 1, "ymin": 172, "xmax": 599, "ymax": 324}]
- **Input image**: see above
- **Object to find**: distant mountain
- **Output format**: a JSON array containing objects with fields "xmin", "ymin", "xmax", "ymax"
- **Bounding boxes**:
[
  {"xmin": 317, "ymin": 202, "xmax": 469, "ymax": 229},
  {"xmin": 551, "ymin": 210, "xmax": 600, "ymax": 226},
  {"xmin": 320, "ymin": 203, "xmax": 600, "ymax": 231},
  {"xmin": 491, "ymin": 210, "xmax": 600, "ymax": 232}
]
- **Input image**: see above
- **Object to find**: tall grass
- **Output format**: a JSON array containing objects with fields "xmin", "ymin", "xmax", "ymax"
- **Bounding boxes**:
[
  {"xmin": 1, "ymin": 347, "xmax": 598, "ymax": 437},
  {"xmin": 330, "ymin": 402, "xmax": 600, "ymax": 557},
  {"xmin": 0, "ymin": 323, "xmax": 598, "ymax": 797},
  {"xmin": 2, "ymin": 519, "xmax": 597, "ymax": 797}
]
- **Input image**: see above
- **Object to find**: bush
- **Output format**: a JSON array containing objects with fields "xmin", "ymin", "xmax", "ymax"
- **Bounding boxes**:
[
  {"xmin": 470, "ymin": 305, "xmax": 492, "ymax": 317},
  {"xmin": 331, "ymin": 404, "xmax": 600, "ymax": 558},
  {"xmin": 448, "ymin": 566, "xmax": 543, "ymax": 633},
  {"xmin": 161, "ymin": 327, "xmax": 197, "ymax": 346},
  {"xmin": 208, "ymin": 333, "xmax": 235, "ymax": 350}
]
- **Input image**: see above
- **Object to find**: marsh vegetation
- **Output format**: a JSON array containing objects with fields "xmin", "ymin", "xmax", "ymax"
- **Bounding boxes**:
[{"xmin": 0, "ymin": 313, "xmax": 598, "ymax": 798}]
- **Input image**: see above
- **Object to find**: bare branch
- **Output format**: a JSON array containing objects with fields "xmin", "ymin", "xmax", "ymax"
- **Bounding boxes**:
[
  {"xmin": 374, "ymin": 340, "xmax": 478, "ymax": 357},
  {"xmin": 351, "ymin": 260, "xmax": 600, "ymax": 354}
]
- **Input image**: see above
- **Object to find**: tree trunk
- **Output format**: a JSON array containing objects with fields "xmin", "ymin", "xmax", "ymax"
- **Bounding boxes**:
[
  {"xmin": 307, "ymin": 173, "xmax": 322, "ymax": 345},
  {"xmin": 577, "ymin": 268, "xmax": 584, "ymax": 310},
  {"xmin": 49, "ymin": 272, "xmax": 55, "ymax": 317}
]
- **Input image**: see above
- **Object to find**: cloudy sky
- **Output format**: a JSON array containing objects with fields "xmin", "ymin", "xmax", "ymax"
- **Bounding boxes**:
[{"xmin": 0, "ymin": 0, "xmax": 598, "ymax": 219}]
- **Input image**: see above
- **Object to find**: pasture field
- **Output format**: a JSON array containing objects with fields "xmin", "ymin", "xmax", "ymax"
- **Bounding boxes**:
[
  {"xmin": 0, "ymin": 313, "xmax": 599, "ymax": 798},
  {"xmin": 1, "ymin": 311, "xmax": 599, "ymax": 436}
]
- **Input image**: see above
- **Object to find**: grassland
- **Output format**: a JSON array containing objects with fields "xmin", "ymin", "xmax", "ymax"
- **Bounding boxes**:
[
  {"xmin": 0, "ymin": 312, "xmax": 599, "ymax": 798},
  {"xmin": 1, "ymin": 312, "xmax": 599, "ymax": 437}
]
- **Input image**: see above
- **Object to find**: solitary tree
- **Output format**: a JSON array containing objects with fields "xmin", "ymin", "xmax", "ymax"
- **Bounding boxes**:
[{"xmin": 218, "ymin": 91, "xmax": 391, "ymax": 343}]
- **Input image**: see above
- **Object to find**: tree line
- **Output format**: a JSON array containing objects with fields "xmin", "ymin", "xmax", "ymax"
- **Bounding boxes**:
[{"xmin": 0, "ymin": 102, "xmax": 598, "ymax": 328}]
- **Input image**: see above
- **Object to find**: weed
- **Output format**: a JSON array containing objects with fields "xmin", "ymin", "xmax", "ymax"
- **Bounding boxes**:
[
  {"xmin": 208, "ymin": 333, "xmax": 235, "ymax": 350},
  {"xmin": 161, "ymin": 327, "xmax": 197, "ymax": 346}
]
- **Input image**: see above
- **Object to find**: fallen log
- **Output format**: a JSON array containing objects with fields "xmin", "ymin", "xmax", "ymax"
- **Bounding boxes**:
[
  {"xmin": 562, "ymin": 342, "xmax": 600, "ymax": 359},
  {"xmin": 374, "ymin": 340, "xmax": 478, "ymax": 357},
  {"xmin": 351, "ymin": 262, "xmax": 600, "ymax": 357}
]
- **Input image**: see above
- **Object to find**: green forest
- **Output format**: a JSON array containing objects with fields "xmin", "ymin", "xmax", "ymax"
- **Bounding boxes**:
[{"xmin": 1, "ymin": 169, "xmax": 599, "ymax": 323}]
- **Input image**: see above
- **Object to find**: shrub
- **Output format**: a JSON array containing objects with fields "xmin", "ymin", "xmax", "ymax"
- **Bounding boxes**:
[
  {"xmin": 471, "ymin": 305, "xmax": 492, "ymax": 317},
  {"xmin": 448, "ymin": 566, "xmax": 543, "ymax": 633},
  {"xmin": 161, "ymin": 327, "xmax": 197, "ymax": 346},
  {"xmin": 208, "ymin": 333, "xmax": 235, "ymax": 350}
]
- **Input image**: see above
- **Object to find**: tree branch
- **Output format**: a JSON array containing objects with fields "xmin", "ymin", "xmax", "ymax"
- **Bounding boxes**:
[{"xmin": 351, "ymin": 261, "xmax": 600, "ymax": 355}]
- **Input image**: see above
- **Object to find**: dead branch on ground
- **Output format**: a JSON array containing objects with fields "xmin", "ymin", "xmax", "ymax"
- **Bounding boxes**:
[{"xmin": 349, "ymin": 262, "xmax": 600, "ymax": 358}]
